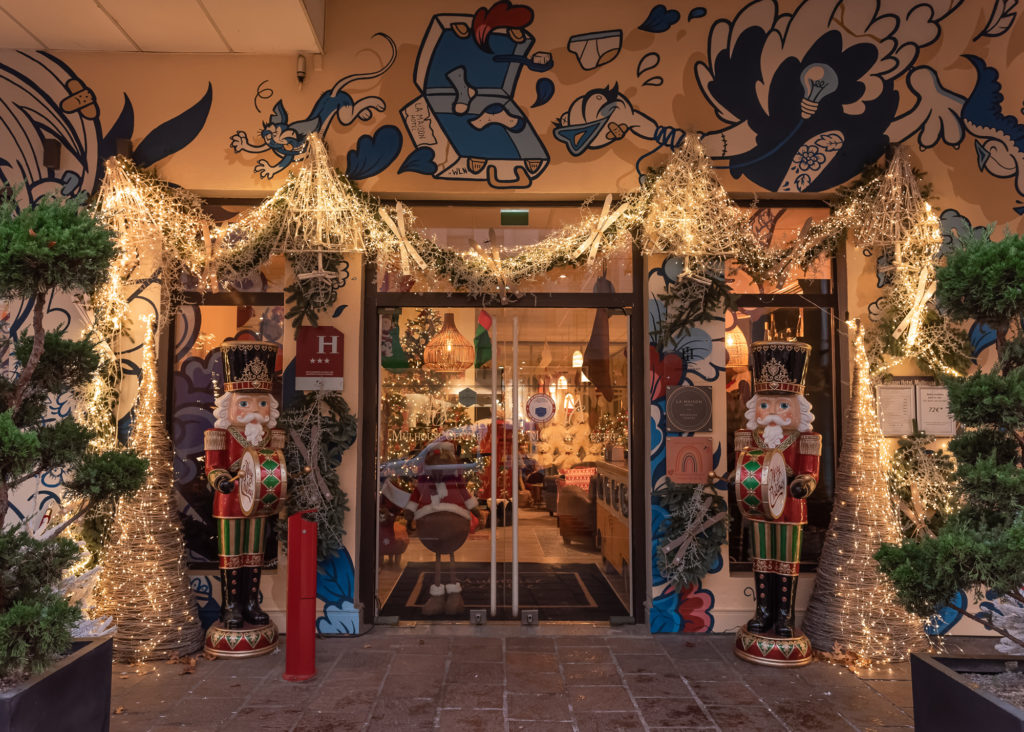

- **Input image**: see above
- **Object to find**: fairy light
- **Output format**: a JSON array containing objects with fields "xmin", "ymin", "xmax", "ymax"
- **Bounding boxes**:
[
  {"xmin": 802, "ymin": 322, "xmax": 929, "ymax": 665},
  {"xmin": 93, "ymin": 317, "xmax": 202, "ymax": 661},
  {"xmin": 641, "ymin": 134, "xmax": 750, "ymax": 264}
]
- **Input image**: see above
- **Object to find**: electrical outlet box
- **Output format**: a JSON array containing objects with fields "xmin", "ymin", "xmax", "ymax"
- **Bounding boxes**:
[
  {"xmin": 521, "ymin": 609, "xmax": 539, "ymax": 626},
  {"xmin": 470, "ymin": 609, "xmax": 487, "ymax": 625}
]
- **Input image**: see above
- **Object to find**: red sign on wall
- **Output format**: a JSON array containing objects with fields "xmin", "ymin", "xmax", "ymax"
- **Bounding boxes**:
[{"xmin": 296, "ymin": 326, "xmax": 344, "ymax": 391}]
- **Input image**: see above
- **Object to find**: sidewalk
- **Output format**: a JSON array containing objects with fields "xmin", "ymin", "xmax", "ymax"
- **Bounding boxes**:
[{"xmin": 109, "ymin": 625, "xmax": 992, "ymax": 731}]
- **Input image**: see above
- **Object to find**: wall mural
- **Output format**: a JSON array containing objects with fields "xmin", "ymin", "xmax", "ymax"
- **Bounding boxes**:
[
  {"xmin": 397, "ymin": 4, "xmax": 553, "ymax": 188},
  {"xmin": 0, "ymin": 50, "xmax": 211, "ymax": 208},
  {"xmin": 230, "ymin": 34, "xmax": 398, "ymax": 180},
  {"xmin": 648, "ymin": 258, "xmax": 725, "ymax": 633},
  {"xmin": 0, "ymin": 49, "xmax": 211, "ymax": 527}
]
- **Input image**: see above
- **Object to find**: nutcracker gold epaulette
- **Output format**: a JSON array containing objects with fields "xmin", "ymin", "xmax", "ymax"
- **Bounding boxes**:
[
  {"xmin": 799, "ymin": 433, "xmax": 822, "ymax": 456},
  {"xmin": 204, "ymin": 429, "xmax": 226, "ymax": 451},
  {"xmin": 734, "ymin": 430, "xmax": 753, "ymax": 450},
  {"xmin": 269, "ymin": 430, "xmax": 286, "ymax": 449}
]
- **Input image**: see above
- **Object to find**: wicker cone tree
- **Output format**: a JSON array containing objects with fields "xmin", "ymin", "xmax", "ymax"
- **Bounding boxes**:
[
  {"xmin": 802, "ymin": 323, "xmax": 928, "ymax": 663},
  {"xmin": 95, "ymin": 322, "xmax": 203, "ymax": 661}
]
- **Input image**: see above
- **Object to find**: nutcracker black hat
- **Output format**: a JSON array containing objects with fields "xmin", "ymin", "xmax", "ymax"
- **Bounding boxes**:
[
  {"xmin": 751, "ymin": 340, "xmax": 811, "ymax": 396},
  {"xmin": 220, "ymin": 340, "xmax": 278, "ymax": 393}
]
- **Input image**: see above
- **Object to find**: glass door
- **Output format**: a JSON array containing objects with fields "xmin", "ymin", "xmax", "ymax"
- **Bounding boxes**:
[{"xmin": 376, "ymin": 306, "xmax": 632, "ymax": 621}]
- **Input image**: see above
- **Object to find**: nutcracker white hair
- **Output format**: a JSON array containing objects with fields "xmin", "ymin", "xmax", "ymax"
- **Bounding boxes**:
[{"xmin": 744, "ymin": 394, "xmax": 815, "ymax": 432}]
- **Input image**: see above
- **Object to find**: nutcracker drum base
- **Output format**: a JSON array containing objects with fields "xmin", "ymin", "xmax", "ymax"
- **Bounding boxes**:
[
  {"xmin": 204, "ymin": 620, "xmax": 279, "ymax": 658},
  {"xmin": 734, "ymin": 627, "xmax": 813, "ymax": 667}
]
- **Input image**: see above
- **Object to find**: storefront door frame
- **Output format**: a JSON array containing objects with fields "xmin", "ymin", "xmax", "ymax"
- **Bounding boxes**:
[{"xmin": 359, "ymin": 244, "xmax": 649, "ymax": 625}]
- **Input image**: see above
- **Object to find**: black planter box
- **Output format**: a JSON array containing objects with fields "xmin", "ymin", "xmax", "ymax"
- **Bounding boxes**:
[
  {"xmin": 0, "ymin": 636, "xmax": 113, "ymax": 732},
  {"xmin": 912, "ymin": 652, "xmax": 1024, "ymax": 732}
]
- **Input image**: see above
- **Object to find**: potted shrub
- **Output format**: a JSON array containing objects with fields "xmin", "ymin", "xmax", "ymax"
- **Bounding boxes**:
[
  {"xmin": 876, "ymin": 228, "xmax": 1024, "ymax": 730},
  {"xmin": 0, "ymin": 192, "xmax": 147, "ymax": 730}
]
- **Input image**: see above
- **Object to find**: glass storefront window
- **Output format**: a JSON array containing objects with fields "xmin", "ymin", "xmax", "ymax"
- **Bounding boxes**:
[{"xmin": 376, "ymin": 306, "xmax": 632, "ymax": 620}]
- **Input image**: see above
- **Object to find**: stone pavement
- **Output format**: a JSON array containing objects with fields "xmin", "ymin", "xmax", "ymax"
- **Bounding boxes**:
[{"xmin": 109, "ymin": 625, "xmax": 997, "ymax": 731}]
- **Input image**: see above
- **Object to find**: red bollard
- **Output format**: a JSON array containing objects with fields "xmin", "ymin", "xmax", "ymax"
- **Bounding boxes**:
[{"xmin": 282, "ymin": 510, "xmax": 317, "ymax": 682}]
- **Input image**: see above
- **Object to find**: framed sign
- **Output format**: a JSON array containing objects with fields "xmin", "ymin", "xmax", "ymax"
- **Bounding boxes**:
[
  {"xmin": 296, "ymin": 326, "xmax": 344, "ymax": 391},
  {"xmin": 666, "ymin": 436, "xmax": 714, "ymax": 484},
  {"xmin": 875, "ymin": 384, "xmax": 916, "ymax": 436},
  {"xmin": 665, "ymin": 385, "xmax": 713, "ymax": 433},
  {"xmin": 916, "ymin": 385, "xmax": 957, "ymax": 436}
]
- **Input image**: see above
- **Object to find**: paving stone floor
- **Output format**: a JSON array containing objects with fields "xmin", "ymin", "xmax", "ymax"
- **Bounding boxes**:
[{"xmin": 109, "ymin": 626, "xmax": 1001, "ymax": 731}]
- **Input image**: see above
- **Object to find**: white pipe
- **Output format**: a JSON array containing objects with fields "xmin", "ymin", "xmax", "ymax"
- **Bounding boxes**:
[
  {"xmin": 511, "ymin": 315, "xmax": 520, "ymax": 617},
  {"xmin": 489, "ymin": 317, "xmax": 498, "ymax": 618}
]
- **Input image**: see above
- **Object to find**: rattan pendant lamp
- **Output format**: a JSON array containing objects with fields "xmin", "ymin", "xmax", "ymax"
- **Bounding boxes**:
[{"xmin": 423, "ymin": 313, "xmax": 475, "ymax": 373}]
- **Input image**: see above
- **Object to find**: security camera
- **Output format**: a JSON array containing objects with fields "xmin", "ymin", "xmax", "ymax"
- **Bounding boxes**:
[{"xmin": 296, "ymin": 54, "xmax": 307, "ymax": 85}]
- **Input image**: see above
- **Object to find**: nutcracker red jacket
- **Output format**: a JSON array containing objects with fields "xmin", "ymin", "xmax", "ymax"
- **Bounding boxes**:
[
  {"xmin": 734, "ymin": 428, "xmax": 821, "ymax": 524},
  {"xmin": 204, "ymin": 426, "xmax": 286, "ymax": 519}
]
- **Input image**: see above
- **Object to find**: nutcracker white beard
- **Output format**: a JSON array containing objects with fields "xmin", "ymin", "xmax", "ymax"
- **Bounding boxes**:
[
  {"xmin": 238, "ymin": 413, "xmax": 268, "ymax": 444},
  {"xmin": 761, "ymin": 422, "xmax": 786, "ymax": 448}
]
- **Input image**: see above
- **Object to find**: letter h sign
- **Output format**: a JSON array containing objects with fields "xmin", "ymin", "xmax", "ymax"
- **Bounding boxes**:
[{"xmin": 296, "ymin": 326, "xmax": 344, "ymax": 391}]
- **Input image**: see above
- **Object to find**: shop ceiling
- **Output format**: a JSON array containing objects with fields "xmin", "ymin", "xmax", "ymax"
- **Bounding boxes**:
[{"xmin": 0, "ymin": 0, "xmax": 324, "ymax": 53}]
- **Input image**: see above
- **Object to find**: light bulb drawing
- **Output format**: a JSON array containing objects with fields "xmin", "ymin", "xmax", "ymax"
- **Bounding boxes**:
[{"xmin": 800, "ymin": 63, "xmax": 839, "ymax": 119}]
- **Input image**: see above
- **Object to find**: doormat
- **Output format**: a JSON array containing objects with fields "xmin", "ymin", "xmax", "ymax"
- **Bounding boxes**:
[{"xmin": 380, "ymin": 562, "xmax": 628, "ymax": 621}]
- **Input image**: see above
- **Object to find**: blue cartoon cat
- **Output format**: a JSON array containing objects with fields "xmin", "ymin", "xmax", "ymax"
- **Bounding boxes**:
[{"xmin": 230, "ymin": 34, "xmax": 396, "ymax": 179}]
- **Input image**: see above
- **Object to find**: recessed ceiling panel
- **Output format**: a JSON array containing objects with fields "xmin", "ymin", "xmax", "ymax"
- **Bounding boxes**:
[
  {"xmin": 201, "ymin": 0, "xmax": 323, "ymax": 53},
  {"xmin": 98, "ymin": 0, "xmax": 229, "ymax": 52},
  {"xmin": 1, "ymin": 0, "xmax": 136, "ymax": 50}
]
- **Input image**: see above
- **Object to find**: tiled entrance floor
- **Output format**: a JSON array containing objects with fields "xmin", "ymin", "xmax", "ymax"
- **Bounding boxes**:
[{"xmin": 109, "ymin": 626, "xmax": 998, "ymax": 731}]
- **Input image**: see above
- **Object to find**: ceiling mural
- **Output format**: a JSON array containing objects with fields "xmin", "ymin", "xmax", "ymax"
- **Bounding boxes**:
[{"xmin": 0, "ymin": 1, "xmax": 1022, "ymax": 219}]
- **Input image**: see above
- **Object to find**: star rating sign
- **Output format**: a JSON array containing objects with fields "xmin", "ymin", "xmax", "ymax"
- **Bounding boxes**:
[{"xmin": 296, "ymin": 326, "xmax": 344, "ymax": 392}]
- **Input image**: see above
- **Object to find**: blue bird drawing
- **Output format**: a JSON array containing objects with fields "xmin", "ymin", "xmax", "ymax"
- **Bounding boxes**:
[{"xmin": 961, "ymin": 54, "xmax": 1024, "ymax": 198}]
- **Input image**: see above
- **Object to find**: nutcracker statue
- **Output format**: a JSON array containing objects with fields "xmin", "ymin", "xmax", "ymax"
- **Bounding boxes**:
[
  {"xmin": 733, "ymin": 340, "xmax": 820, "ymax": 667},
  {"xmin": 203, "ymin": 341, "xmax": 287, "ymax": 657}
]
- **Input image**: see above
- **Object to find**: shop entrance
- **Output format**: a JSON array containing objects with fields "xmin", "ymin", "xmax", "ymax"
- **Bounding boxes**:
[{"xmin": 375, "ymin": 306, "xmax": 633, "ymax": 622}]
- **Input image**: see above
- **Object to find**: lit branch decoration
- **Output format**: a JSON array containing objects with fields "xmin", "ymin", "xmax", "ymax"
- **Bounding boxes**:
[{"xmin": 642, "ymin": 135, "xmax": 752, "ymax": 264}]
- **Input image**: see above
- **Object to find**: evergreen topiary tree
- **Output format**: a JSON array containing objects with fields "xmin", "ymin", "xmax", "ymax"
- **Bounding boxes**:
[
  {"xmin": 876, "ymin": 228, "xmax": 1024, "ymax": 650},
  {"xmin": 0, "ymin": 191, "xmax": 148, "ymax": 681}
]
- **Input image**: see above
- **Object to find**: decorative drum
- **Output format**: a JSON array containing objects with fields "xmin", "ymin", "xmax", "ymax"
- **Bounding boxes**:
[
  {"xmin": 735, "ymin": 447, "xmax": 789, "ymax": 520},
  {"xmin": 237, "ymin": 447, "xmax": 287, "ymax": 517}
]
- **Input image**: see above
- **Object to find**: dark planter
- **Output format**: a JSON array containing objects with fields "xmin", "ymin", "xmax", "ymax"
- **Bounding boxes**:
[
  {"xmin": 0, "ymin": 635, "xmax": 113, "ymax": 732},
  {"xmin": 912, "ymin": 652, "xmax": 1024, "ymax": 732}
]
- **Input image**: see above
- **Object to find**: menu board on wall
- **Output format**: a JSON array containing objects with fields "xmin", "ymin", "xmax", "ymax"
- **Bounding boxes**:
[
  {"xmin": 916, "ymin": 385, "xmax": 957, "ymax": 436},
  {"xmin": 875, "ymin": 384, "xmax": 916, "ymax": 436}
]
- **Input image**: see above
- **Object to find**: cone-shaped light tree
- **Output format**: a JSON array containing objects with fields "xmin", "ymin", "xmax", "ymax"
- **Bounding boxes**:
[
  {"xmin": 95, "ymin": 320, "xmax": 203, "ymax": 660},
  {"xmin": 802, "ymin": 322, "xmax": 928, "ymax": 662}
]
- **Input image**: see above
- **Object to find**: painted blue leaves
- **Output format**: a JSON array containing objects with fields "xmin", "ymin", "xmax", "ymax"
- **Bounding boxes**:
[{"xmin": 345, "ymin": 125, "xmax": 402, "ymax": 180}]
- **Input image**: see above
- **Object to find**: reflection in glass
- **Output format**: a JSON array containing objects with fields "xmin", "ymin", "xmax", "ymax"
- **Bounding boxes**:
[{"xmin": 376, "ymin": 307, "xmax": 632, "ymax": 620}]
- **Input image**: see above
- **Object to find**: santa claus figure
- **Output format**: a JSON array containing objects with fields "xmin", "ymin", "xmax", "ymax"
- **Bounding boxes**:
[
  {"xmin": 204, "ymin": 341, "xmax": 286, "ymax": 653},
  {"xmin": 733, "ymin": 340, "xmax": 820, "ymax": 665},
  {"xmin": 381, "ymin": 442, "xmax": 481, "ymax": 616}
]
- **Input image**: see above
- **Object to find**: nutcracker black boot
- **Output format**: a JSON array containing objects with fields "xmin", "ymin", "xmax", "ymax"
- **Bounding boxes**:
[
  {"xmin": 220, "ymin": 568, "xmax": 244, "ymax": 629},
  {"xmin": 774, "ymin": 574, "xmax": 797, "ymax": 638},
  {"xmin": 242, "ymin": 566, "xmax": 270, "ymax": 626},
  {"xmin": 746, "ymin": 571, "xmax": 775, "ymax": 633}
]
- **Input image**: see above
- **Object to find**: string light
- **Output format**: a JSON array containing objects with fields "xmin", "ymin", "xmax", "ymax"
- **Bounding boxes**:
[
  {"xmin": 802, "ymin": 321, "xmax": 929, "ymax": 665},
  {"xmin": 642, "ymin": 135, "xmax": 750, "ymax": 264},
  {"xmin": 93, "ymin": 317, "xmax": 203, "ymax": 661}
]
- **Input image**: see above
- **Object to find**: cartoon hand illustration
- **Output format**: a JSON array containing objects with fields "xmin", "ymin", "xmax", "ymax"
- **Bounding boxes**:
[
  {"xmin": 886, "ymin": 66, "xmax": 965, "ymax": 149},
  {"xmin": 230, "ymin": 131, "xmax": 263, "ymax": 153},
  {"xmin": 255, "ymin": 158, "xmax": 282, "ymax": 179}
]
